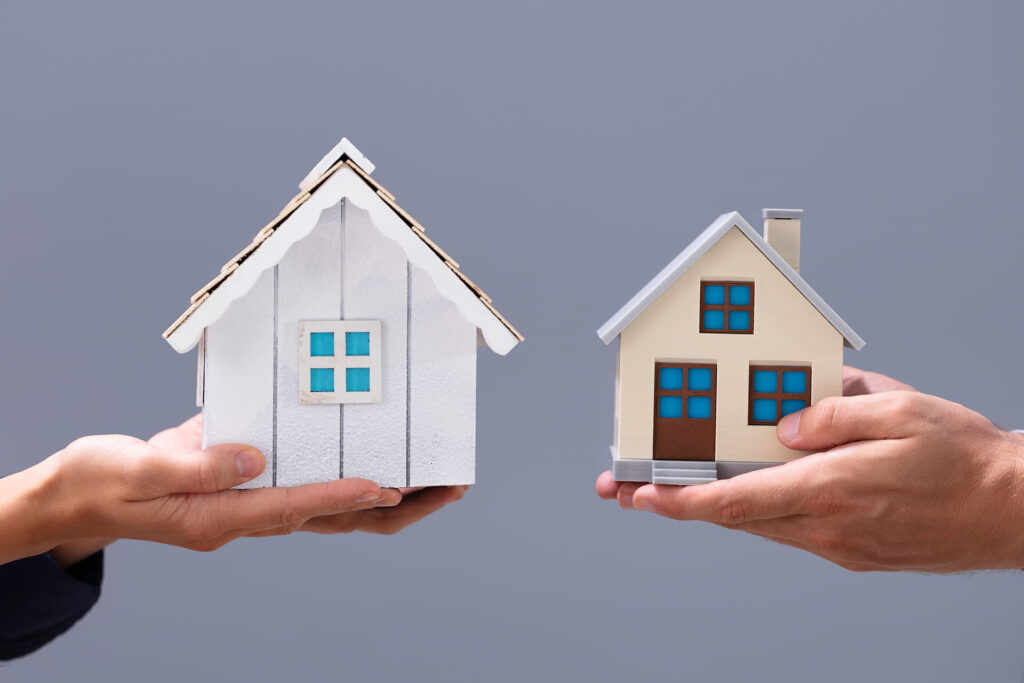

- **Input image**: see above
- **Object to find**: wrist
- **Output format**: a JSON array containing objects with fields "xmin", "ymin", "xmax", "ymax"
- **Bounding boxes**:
[{"xmin": 0, "ymin": 455, "xmax": 73, "ymax": 564}]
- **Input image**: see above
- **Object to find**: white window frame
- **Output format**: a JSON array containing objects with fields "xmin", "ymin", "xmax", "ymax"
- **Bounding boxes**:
[{"xmin": 298, "ymin": 320, "xmax": 382, "ymax": 404}]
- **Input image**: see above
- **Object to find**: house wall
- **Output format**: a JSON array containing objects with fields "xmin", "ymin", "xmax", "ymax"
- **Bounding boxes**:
[
  {"xmin": 203, "ymin": 198, "xmax": 477, "ymax": 488},
  {"xmin": 616, "ymin": 227, "xmax": 844, "ymax": 464}
]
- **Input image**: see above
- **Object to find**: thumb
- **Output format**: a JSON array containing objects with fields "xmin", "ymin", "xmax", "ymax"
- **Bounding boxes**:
[
  {"xmin": 777, "ymin": 392, "xmax": 917, "ymax": 451},
  {"xmin": 141, "ymin": 443, "xmax": 265, "ymax": 495}
]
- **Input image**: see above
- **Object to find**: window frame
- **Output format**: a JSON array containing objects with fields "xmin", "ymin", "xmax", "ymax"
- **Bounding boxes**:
[
  {"xmin": 654, "ymin": 361, "xmax": 717, "ymax": 422},
  {"xmin": 699, "ymin": 280, "xmax": 755, "ymax": 334},
  {"xmin": 298, "ymin": 320, "xmax": 382, "ymax": 404},
  {"xmin": 748, "ymin": 364, "xmax": 811, "ymax": 426}
]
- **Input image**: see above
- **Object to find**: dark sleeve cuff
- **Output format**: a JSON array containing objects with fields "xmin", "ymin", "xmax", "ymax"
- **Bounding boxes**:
[{"xmin": 0, "ymin": 550, "xmax": 104, "ymax": 660}]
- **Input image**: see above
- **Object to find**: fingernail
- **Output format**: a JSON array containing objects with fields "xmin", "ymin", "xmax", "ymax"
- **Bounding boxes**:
[
  {"xmin": 377, "ymin": 489, "xmax": 402, "ymax": 507},
  {"xmin": 235, "ymin": 449, "xmax": 263, "ymax": 479},
  {"xmin": 620, "ymin": 491, "xmax": 634, "ymax": 509},
  {"xmin": 778, "ymin": 412, "xmax": 801, "ymax": 444},
  {"xmin": 357, "ymin": 490, "xmax": 382, "ymax": 504},
  {"xmin": 633, "ymin": 495, "xmax": 652, "ymax": 512}
]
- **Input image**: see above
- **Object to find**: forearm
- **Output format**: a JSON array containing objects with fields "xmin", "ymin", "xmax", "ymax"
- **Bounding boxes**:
[{"xmin": 0, "ymin": 458, "xmax": 68, "ymax": 565}]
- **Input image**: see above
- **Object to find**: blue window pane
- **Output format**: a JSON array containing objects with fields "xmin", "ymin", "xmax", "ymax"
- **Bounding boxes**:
[
  {"xmin": 753, "ymin": 370, "xmax": 777, "ymax": 393},
  {"xmin": 687, "ymin": 396, "xmax": 712, "ymax": 419},
  {"xmin": 728, "ymin": 310, "xmax": 750, "ymax": 331},
  {"xmin": 780, "ymin": 399, "xmax": 806, "ymax": 417},
  {"xmin": 310, "ymin": 368, "xmax": 334, "ymax": 392},
  {"xmin": 703, "ymin": 284, "xmax": 725, "ymax": 305},
  {"xmin": 659, "ymin": 395, "xmax": 683, "ymax": 418},
  {"xmin": 729, "ymin": 285, "xmax": 751, "ymax": 305},
  {"xmin": 782, "ymin": 370, "xmax": 807, "ymax": 394},
  {"xmin": 346, "ymin": 367, "xmax": 370, "ymax": 392},
  {"xmin": 752, "ymin": 398, "xmax": 777, "ymax": 422},
  {"xmin": 310, "ymin": 332, "xmax": 334, "ymax": 357},
  {"xmin": 346, "ymin": 331, "xmax": 370, "ymax": 356},
  {"xmin": 688, "ymin": 367, "xmax": 712, "ymax": 391},
  {"xmin": 659, "ymin": 367, "xmax": 684, "ymax": 390},
  {"xmin": 703, "ymin": 309, "xmax": 725, "ymax": 330}
]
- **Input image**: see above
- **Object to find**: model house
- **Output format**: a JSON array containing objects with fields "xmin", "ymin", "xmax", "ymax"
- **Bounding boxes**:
[
  {"xmin": 596, "ymin": 209, "xmax": 864, "ymax": 485},
  {"xmin": 163, "ymin": 138, "xmax": 522, "ymax": 489}
]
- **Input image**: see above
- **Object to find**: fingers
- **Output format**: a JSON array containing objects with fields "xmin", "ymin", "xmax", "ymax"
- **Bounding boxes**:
[
  {"xmin": 216, "ymin": 478, "xmax": 395, "ymax": 533},
  {"xmin": 344, "ymin": 485, "xmax": 468, "ymax": 536},
  {"xmin": 842, "ymin": 366, "xmax": 915, "ymax": 396},
  {"xmin": 595, "ymin": 471, "xmax": 622, "ymax": 500},
  {"xmin": 630, "ymin": 459, "xmax": 822, "ymax": 523},
  {"xmin": 130, "ymin": 443, "xmax": 266, "ymax": 497},
  {"xmin": 776, "ymin": 391, "xmax": 922, "ymax": 451}
]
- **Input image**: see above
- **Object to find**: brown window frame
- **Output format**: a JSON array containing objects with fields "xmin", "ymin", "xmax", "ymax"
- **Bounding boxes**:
[
  {"xmin": 699, "ymin": 281, "xmax": 754, "ymax": 334},
  {"xmin": 748, "ymin": 365, "xmax": 811, "ymax": 426}
]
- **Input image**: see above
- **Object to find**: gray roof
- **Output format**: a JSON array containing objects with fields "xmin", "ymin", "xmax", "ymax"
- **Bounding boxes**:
[{"xmin": 596, "ymin": 211, "xmax": 866, "ymax": 350}]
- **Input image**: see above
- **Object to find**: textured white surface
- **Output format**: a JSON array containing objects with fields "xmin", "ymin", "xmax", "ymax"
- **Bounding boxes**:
[
  {"xmin": 340, "ymin": 201, "xmax": 409, "ymax": 487},
  {"xmin": 166, "ymin": 167, "xmax": 518, "ymax": 356},
  {"xmin": 596, "ymin": 211, "xmax": 865, "ymax": 350},
  {"xmin": 204, "ymin": 268, "xmax": 275, "ymax": 489},
  {"xmin": 275, "ymin": 203, "xmax": 344, "ymax": 487},
  {"xmin": 409, "ymin": 263, "xmax": 477, "ymax": 486}
]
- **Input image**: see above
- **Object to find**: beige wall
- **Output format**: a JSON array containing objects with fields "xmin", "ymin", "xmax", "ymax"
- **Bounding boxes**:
[{"xmin": 616, "ymin": 227, "xmax": 844, "ymax": 463}]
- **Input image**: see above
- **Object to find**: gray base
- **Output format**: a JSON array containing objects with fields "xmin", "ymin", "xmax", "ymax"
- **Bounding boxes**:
[{"xmin": 610, "ymin": 447, "xmax": 779, "ymax": 485}]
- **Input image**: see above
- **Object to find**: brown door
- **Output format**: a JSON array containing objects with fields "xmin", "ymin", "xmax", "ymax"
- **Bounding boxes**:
[{"xmin": 653, "ymin": 362, "xmax": 717, "ymax": 461}]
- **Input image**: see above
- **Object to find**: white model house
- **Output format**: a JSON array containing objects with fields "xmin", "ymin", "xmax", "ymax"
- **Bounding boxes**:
[
  {"xmin": 163, "ymin": 138, "xmax": 522, "ymax": 488},
  {"xmin": 597, "ymin": 209, "xmax": 864, "ymax": 485}
]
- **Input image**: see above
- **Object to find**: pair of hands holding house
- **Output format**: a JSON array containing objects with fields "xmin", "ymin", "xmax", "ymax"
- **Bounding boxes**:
[
  {"xmin": 3, "ymin": 364, "xmax": 1023, "ymax": 572},
  {"xmin": 0, "ymin": 414, "xmax": 465, "ymax": 568},
  {"xmin": 597, "ymin": 366, "xmax": 1024, "ymax": 573}
]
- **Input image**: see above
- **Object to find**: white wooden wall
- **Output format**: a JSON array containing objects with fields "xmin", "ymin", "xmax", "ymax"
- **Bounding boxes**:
[
  {"xmin": 204, "ymin": 268, "xmax": 276, "ymax": 489},
  {"xmin": 409, "ymin": 264, "xmax": 477, "ymax": 486},
  {"xmin": 203, "ymin": 198, "xmax": 477, "ymax": 488}
]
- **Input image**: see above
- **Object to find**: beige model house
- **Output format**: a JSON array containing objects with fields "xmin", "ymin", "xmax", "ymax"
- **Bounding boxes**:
[{"xmin": 597, "ymin": 209, "xmax": 865, "ymax": 484}]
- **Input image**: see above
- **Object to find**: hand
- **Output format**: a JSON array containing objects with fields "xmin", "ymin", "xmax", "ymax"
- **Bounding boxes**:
[
  {"xmin": 1, "ymin": 415, "xmax": 434, "ymax": 565},
  {"xmin": 597, "ymin": 367, "xmax": 1024, "ymax": 572}
]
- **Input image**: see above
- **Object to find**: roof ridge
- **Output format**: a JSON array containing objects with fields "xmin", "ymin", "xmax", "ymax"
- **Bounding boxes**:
[{"xmin": 163, "ymin": 152, "xmax": 522, "ymax": 343}]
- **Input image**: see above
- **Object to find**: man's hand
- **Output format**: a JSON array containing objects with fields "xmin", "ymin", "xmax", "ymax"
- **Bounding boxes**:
[{"xmin": 596, "ymin": 367, "xmax": 1024, "ymax": 572}]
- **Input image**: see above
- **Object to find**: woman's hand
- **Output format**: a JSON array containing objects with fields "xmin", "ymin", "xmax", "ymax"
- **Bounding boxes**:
[{"xmin": 2, "ymin": 415, "xmax": 465, "ymax": 566}]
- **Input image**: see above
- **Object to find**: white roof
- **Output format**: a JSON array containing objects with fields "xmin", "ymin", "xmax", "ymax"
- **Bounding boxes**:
[
  {"xmin": 164, "ymin": 139, "xmax": 522, "ymax": 356},
  {"xmin": 596, "ymin": 211, "xmax": 865, "ymax": 350}
]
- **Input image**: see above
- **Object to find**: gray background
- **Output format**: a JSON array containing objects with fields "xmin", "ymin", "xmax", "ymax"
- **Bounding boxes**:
[{"xmin": 2, "ymin": 1, "xmax": 1023, "ymax": 680}]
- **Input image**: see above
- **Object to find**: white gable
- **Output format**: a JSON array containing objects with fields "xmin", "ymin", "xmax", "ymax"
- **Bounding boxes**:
[{"xmin": 166, "ymin": 166, "xmax": 520, "ymax": 356}]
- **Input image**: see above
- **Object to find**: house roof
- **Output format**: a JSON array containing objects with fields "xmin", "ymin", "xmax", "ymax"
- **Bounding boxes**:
[
  {"xmin": 163, "ymin": 138, "xmax": 523, "ymax": 355},
  {"xmin": 596, "ymin": 211, "xmax": 865, "ymax": 350}
]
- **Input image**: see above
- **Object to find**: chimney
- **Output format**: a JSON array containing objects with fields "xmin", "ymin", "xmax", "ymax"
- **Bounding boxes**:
[{"xmin": 763, "ymin": 208, "xmax": 802, "ymax": 272}]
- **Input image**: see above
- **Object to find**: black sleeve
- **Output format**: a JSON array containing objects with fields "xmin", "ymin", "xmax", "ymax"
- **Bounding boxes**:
[{"xmin": 0, "ymin": 551, "xmax": 104, "ymax": 660}]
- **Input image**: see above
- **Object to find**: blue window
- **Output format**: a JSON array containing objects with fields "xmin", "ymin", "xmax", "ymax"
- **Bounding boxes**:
[
  {"xmin": 753, "ymin": 370, "xmax": 777, "ymax": 393},
  {"xmin": 346, "ymin": 367, "xmax": 370, "ymax": 392},
  {"xmin": 782, "ymin": 370, "xmax": 806, "ymax": 394},
  {"xmin": 659, "ymin": 367, "xmax": 684, "ymax": 390},
  {"xmin": 687, "ymin": 367, "xmax": 712, "ymax": 391},
  {"xmin": 310, "ymin": 332, "xmax": 334, "ymax": 357},
  {"xmin": 752, "ymin": 399, "xmax": 777, "ymax": 422},
  {"xmin": 701, "ymin": 281, "xmax": 754, "ymax": 333},
  {"xmin": 659, "ymin": 395, "xmax": 683, "ymax": 418},
  {"xmin": 687, "ymin": 396, "xmax": 711, "ymax": 419},
  {"xmin": 728, "ymin": 310, "xmax": 750, "ymax": 331},
  {"xmin": 703, "ymin": 284, "xmax": 726, "ymax": 305},
  {"xmin": 346, "ymin": 331, "xmax": 370, "ymax": 356},
  {"xmin": 729, "ymin": 285, "xmax": 751, "ymax": 306},
  {"xmin": 310, "ymin": 368, "xmax": 335, "ymax": 392},
  {"xmin": 749, "ymin": 366, "xmax": 811, "ymax": 425},
  {"xmin": 703, "ymin": 309, "xmax": 725, "ymax": 330}
]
